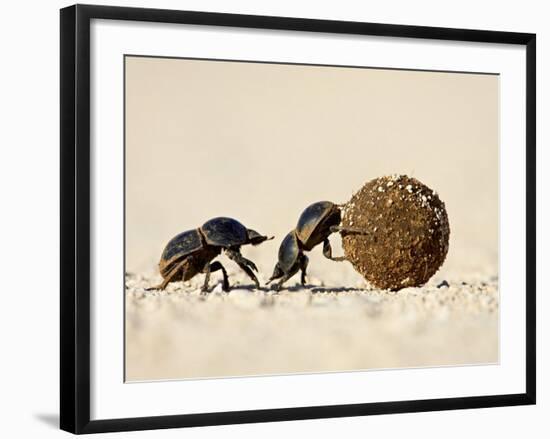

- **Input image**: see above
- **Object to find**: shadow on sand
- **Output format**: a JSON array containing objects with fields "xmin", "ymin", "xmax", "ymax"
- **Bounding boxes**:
[{"xmin": 222, "ymin": 283, "xmax": 366, "ymax": 294}]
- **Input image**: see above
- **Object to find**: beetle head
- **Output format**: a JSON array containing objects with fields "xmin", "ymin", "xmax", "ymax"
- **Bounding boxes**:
[{"xmin": 247, "ymin": 229, "xmax": 274, "ymax": 246}]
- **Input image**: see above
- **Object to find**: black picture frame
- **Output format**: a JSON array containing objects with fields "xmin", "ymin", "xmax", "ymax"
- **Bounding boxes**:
[{"xmin": 60, "ymin": 4, "xmax": 536, "ymax": 434}]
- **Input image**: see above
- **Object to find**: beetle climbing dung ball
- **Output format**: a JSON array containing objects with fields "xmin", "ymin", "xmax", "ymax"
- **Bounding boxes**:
[{"xmin": 342, "ymin": 175, "xmax": 450, "ymax": 290}]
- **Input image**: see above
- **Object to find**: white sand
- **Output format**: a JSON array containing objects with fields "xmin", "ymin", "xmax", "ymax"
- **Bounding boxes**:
[{"xmin": 125, "ymin": 268, "xmax": 498, "ymax": 381}]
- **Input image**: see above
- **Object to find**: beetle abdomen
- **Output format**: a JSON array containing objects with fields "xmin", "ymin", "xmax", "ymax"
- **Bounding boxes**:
[
  {"xmin": 162, "ymin": 228, "xmax": 203, "ymax": 261},
  {"xmin": 296, "ymin": 201, "xmax": 339, "ymax": 250},
  {"xmin": 201, "ymin": 217, "xmax": 248, "ymax": 247},
  {"xmin": 159, "ymin": 228, "xmax": 204, "ymax": 278},
  {"xmin": 278, "ymin": 230, "xmax": 300, "ymax": 273}
]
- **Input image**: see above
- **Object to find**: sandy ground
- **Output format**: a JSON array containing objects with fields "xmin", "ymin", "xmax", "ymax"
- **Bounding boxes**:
[{"xmin": 125, "ymin": 260, "xmax": 498, "ymax": 381}]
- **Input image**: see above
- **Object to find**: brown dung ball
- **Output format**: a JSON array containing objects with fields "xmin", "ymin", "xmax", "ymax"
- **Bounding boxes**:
[{"xmin": 342, "ymin": 175, "xmax": 450, "ymax": 290}]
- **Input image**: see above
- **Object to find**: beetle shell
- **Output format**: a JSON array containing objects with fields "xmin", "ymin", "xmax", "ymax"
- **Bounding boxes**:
[
  {"xmin": 162, "ymin": 228, "xmax": 203, "ymax": 261},
  {"xmin": 295, "ymin": 201, "xmax": 341, "ymax": 251},
  {"xmin": 278, "ymin": 230, "xmax": 300, "ymax": 273},
  {"xmin": 201, "ymin": 217, "xmax": 249, "ymax": 248},
  {"xmin": 159, "ymin": 228, "xmax": 204, "ymax": 276}
]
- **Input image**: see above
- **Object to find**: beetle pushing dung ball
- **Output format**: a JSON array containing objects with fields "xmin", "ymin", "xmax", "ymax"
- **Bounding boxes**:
[
  {"xmin": 267, "ymin": 175, "xmax": 449, "ymax": 291},
  {"xmin": 267, "ymin": 201, "xmax": 369, "ymax": 291}
]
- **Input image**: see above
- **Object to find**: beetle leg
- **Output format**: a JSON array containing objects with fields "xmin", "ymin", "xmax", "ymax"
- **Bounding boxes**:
[
  {"xmin": 146, "ymin": 260, "xmax": 187, "ymax": 291},
  {"xmin": 236, "ymin": 253, "xmax": 258, "ymax": 272},
  {"xmin": 146, "ymin": 278, "xmax": 170, "ymax": 291},
  {"xmin": 322, "ymin": 238, "xmax": 346, "ymax": 262},
  {"xmin": 273, "ymin": 272, "xmax": 295, "ymax": 292},
  {"xmin": 226, "ymin": 249, "xmax": 260, "ymax": 289},
  {"xmin": 330, "ymin": 225, "xmax": 370, "ymax": 235},
  {"xmin": 202, "ymin": 261, "xmax": 229, "ymax": 293},
  {"xmin": 201, "ymin": 264, "xmax": 211, "ymax": 294},
  {"xmin": 299, "ymin": 254, "xmax": 309, "ymax": 285}
]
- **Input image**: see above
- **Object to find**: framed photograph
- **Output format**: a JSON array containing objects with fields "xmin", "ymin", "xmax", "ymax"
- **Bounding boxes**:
[{"xmin": 60, "ymin": 4, "xmax": 536, "ymax": 434}]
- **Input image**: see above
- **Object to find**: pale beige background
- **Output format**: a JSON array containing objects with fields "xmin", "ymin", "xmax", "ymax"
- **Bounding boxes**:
[
  {"xmin": 125, "ymin": 56, "xmax": 498, "ymax": 381},
  {"xmin": 126, "ymin": 56, "xmax": 498, "ymax": 280}
]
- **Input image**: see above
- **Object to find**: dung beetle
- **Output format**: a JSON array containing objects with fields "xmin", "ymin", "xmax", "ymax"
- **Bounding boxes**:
[
  {"xmin": 148, "ymin": 217, "xmax": 273, "ymax": 293},
  {"xmin": 267, "ymin": 201, "xmax": 366, "ymax": 291}
]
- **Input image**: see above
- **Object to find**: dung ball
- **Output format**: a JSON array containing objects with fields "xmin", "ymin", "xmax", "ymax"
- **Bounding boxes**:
[{"xmin": 342, "ymin": 175, "xmax": 450, "ymax": 290}]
